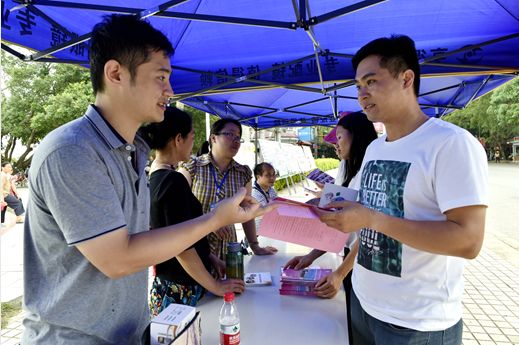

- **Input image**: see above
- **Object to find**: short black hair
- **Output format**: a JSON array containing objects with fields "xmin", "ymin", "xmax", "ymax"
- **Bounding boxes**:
[
  {"xmin": 138, "ymin": 107, "xmax": 192, "ymax": 150},
  {"xmin": 1, "ymin": 162, "xmax": 11, "ymax": 168},
  {"xmin": 89, "ymin": 14, "xmax": 174, "ymax": 95},
  {"xmin": 352, "ymin": 35, "xmax": 420, "ymax": 97},
  {"xmin": 209, "ymin": 119, "xmax": 242, "ymax": 148},
  {"xmin": 337, "ymin": 112, "xmax": 378, "ymax": 187},
  {"xmin": 254, "ymin": 162, "xmax": 275, "ymax": 179}
]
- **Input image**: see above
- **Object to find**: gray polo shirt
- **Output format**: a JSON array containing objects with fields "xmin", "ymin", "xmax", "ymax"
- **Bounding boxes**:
[{"xmin": 23, "ymin": 105, "xmax": 151, "ymax": 344}]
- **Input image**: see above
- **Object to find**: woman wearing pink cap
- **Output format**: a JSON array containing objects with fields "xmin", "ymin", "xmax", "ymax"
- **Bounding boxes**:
[{"xmin": 285, "ymin": 111, "xmax": 377, "ymax": 344}]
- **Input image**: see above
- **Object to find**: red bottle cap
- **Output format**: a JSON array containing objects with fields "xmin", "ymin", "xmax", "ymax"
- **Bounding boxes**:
[{"xmin": 224, "ymin": 292, "xmax": 235, "ymax": 302}]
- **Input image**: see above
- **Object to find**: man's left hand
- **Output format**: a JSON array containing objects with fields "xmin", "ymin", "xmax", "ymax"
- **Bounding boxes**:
[
  {"xmin": 314, "ymin": 200, "xmax": 373, "ymax": 233},
  {"xmin": 314, "ymin": 270, "xmax": 343, "ymax": 299}
]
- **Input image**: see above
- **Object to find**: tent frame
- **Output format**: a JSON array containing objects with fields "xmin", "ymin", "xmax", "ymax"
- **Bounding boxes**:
[{"xmin": 3, "ymin": 0, "xmax": 518, "ymax": 128}]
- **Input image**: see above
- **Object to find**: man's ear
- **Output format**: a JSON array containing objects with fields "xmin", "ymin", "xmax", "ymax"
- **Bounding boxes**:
[
  {"xmin": 210, "ymin": 134, "xmax": 217, "ymax": 145},
  {"xmin": 402, "ymin": 69, "xmax": 415, "ymax": 91},
  {"xmin": 104, "ymin": 60, "xmax": 125, "ymax": 87}
]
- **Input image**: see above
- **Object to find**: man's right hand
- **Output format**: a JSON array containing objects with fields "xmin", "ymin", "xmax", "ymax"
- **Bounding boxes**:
[
  {"xmin": 284, "ymin": 254, "xmax": 314, "ymax": 270},
  {"xmin": 212, "ymin": 187, "xmax": 277, "ymax": 228}
]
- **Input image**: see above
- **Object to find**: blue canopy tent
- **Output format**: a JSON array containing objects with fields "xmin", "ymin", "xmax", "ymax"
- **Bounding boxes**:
[
  {"xmin": 182, "ymin": 74, "xmax": 515, "ymax": 128},
  {"xmin": 2, "ymin": 0, "xmax": 518, "ymax": 129}
]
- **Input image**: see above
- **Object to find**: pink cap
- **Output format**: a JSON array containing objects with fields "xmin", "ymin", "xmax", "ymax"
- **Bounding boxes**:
[
  {"xmin": 323, "ymin": 111, "xmax": 351, "ymax": 144},
  {"xmin": 224, "ymin": 292, "xmax": 235, "ymax": 302},
  {"xmin": 323, "ymin": 127, "xmax": 338, "ymax": 144}
]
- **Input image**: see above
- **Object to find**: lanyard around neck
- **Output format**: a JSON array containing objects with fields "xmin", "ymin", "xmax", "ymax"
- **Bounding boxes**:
[{"xmin": 210, "ymin": 165, "xmax": 230, "ymax": 197}]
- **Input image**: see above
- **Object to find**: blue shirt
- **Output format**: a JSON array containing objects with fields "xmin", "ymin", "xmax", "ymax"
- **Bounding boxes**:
[{"xmin": 23, "ymin": 105, "xmax": 151, "ymax": 344}]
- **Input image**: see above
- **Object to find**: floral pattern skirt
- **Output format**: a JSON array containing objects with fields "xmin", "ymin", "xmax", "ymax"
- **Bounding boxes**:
[{"xmin": 149, "ymin": 276, "xmax": 206, "ymax": 317}]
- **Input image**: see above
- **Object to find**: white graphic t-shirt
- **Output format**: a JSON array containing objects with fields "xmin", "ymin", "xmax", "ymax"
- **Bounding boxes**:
[{"xmin": 352, "ymin": 117, "xmax": 488, "ymax": 331}]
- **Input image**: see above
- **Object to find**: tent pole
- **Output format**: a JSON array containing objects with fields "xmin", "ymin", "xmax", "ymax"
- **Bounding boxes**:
[
  {"xmin": 255, "ymin": 119, "xmax": 259, "ymax": 166},
  {"xmin": 466, "ymin": 75, "xmax": 492, "ymax": 105},
  {"xmin": 312, "ymin": 46, "xmax": 325, "ymax": 91},
  {"xmin": 205, "ymin": 113, "xmax": 211, "ymax": 141},
  {"xmin": 440, "ymin": 82, "xmax": 466, "ymax": 117}
]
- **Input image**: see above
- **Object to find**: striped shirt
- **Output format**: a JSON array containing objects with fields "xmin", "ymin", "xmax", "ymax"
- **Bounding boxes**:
[
  {"xmin": 251, "ymin": 181, "xmax": 277, "ymax": 230},
  {"xmin": 179, "ymin": 153, "xmax": 252, "ymax": 260}
]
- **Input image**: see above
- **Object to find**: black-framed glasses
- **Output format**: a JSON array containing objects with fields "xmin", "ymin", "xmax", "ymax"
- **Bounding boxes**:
[{"xmin": 217, "ymin": 132, "xmax": 245, "ymax": 143}]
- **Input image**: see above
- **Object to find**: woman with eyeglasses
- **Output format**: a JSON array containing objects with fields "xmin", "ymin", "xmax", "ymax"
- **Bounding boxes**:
[
  {"xmin": 179, "ymin": 118, "xmax": 278, "ymax": 268},
  {"xmin": 140, "ymin": 108, "xmax": 245, "ymax": 314}
]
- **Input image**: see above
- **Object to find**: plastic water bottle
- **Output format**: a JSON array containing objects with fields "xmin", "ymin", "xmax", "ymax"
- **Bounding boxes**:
[{"xmin": 219, "ymin": 292, "xmax": 240, "ymax": 345}]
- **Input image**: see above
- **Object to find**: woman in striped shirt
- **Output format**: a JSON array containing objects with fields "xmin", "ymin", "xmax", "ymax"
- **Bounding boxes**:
[{"xmin": 179, "ymin": 119, "xmax": 278, "ymax": 264}]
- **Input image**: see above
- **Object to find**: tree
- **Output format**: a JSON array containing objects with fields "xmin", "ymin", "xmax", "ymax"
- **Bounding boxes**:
[
  {"xmin": 315, "ymin": 126, "xmax": 336, "ymax": 158},
  {"xmin": 487, "ymin": 77, "xmax": 519, "ymax": 156},
  {"xmin": 444, "ymin": 93, "xmax": 491, "ymax": 137},
  {"xmin": 1, "ymin": 51, "xmax": 94, "ymax": 171},
  {"xmin": 444, "ymin": 77, "xmax": 519, "ymax": 159},
  {"xmin": 182, "ymin": 105, "xmax": 219, "ymax": 154}
]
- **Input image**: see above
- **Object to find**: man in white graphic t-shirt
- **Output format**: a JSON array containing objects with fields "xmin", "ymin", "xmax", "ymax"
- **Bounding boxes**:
[{"xmin": 317, "ymin": 35, "xmax": 488, "ymax": 345}]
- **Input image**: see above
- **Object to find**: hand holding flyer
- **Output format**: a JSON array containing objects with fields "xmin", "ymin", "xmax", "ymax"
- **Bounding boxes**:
[
  {"xmin": 258, "ymin": 197, "xmax": 349, "ymax": 253},
  {"xmin": 318, "ymin": 183, "xmax": 359, "ymax": 208}
]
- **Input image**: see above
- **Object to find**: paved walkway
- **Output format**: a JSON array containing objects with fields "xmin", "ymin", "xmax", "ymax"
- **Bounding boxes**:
[
  {"xmin": 2, "ymin": 166, "xmax": 519, "ymax": 344},
  {"xmin": 1, "ymin": 189, "xmax": 25, "ymax": 345}
]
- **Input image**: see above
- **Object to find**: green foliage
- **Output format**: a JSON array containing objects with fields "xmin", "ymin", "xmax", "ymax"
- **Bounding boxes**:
[
  {"xmin": 444, "ymin": 93, "xmax": 491, "ymax": 135},
  {"xmin": 1, "ymin": 51, "xmax": 93, "ymax": 170},
  {"xmin": 35, "ymin": 81, "xmax": 93, "ymax": 134},
  {"xmin": 487, "ymin": 78, "xmax": 519, "ymax": 152},
  {"xmin": 182, "ymin": 104, "xmax": 219, "ymax": 154},
  {"xmin": 1, "ymin": 296, "xmax": 22, "ymax": 329},
  {"xmin": 444, "ymin": 77, "xmax": 519, "ymax": 158},
  {"xmin": 273, "ymin": 157, "xmax": 340, "ymax": 191},
  {"xmin": 488, "ymin": 77, "xmax": 519, "ymax": 127},
  {"xmin": 315, "ymin": 158, "xmax": 340, "ymax": 171},
  {"xmin": 273, "ymin": 173, "xmax": 304, "ymax": 191},
  {"xmin": 315, "ymin": 126, "xmax": 337, "ymax": 158}
]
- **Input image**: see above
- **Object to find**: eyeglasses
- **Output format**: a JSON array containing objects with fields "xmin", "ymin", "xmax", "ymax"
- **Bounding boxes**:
[{"xmin": 217, "ymin": 132, "xmax": 244, "ymax": 143}]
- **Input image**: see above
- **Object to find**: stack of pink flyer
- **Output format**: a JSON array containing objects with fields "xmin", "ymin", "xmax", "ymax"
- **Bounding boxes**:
[{"xmin": 279, "ymin": 267, "xmax": 332, "ymax": 297}]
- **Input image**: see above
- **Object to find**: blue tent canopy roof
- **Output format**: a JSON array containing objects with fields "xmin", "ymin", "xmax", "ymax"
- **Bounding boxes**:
[
  {"xmin": 2, "ymin": 0, "xmax": 518, "ymax": 128},
  {"xmin": 182, "ymin": 74, "xmax": 514, "ymax": 128}
]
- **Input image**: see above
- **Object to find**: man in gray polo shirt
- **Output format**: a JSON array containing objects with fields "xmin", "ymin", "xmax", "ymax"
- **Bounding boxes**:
[{"xmin": 22, "ymin": 15, "xmax": 269, "ymax": 345}]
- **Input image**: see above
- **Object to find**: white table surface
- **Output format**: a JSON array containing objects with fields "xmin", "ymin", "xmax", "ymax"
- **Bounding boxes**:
[{"xmin": 195, "ymin": 239, "xmax": 349, "ymax": 345}]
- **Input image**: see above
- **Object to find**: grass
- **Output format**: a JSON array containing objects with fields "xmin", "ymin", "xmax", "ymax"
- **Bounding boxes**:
[{"xmin": 1, "ymin": 296, "xmax": 22, "ymax": 329}]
